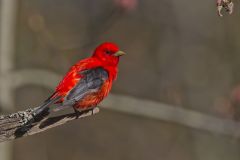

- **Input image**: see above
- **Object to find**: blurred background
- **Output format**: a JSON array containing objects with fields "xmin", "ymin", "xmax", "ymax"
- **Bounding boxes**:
[{"xmin": 0, "ymin": 0, "xmax": 240, "ymax": 160}]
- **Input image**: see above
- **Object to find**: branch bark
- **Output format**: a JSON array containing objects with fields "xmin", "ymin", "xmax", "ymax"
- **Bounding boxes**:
[{"xmin": 0, "ymin": 107, "xmax": 99, "ymax": 143}]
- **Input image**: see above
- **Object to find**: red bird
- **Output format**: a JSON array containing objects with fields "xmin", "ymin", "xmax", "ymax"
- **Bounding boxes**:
[{"xmin": 32, "ymin": 42, "xmax": 125, "ymax": 120}]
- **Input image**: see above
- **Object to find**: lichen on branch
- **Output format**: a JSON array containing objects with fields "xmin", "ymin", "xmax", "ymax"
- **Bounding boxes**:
[{"xmin": 0, "ymin": 107, "xmax": 99, "ymax": 143}]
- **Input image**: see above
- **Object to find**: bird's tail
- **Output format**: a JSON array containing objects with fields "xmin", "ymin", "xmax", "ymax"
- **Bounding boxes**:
[
  {"xmin": 15, "ymin": 95, "xmax": 62, "ymax": 136},
  {"xmin": 30, "ymin": 95, "xmax": 62, "ymax": 123}
]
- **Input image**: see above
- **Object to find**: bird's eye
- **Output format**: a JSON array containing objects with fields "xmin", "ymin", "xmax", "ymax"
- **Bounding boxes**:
[{"xmin": 105, "ymin": 50, "xmax": 112, "ymax": 55}]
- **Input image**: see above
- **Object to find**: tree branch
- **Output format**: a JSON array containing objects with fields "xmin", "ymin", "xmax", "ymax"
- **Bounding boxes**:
[{"xmin": 0, "ymin": 107, "xmax": 99, "ymax": 143}]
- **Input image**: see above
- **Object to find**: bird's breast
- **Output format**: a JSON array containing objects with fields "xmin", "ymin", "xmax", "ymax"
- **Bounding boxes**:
[{"xmin": 74, "ymin": 80, "xmax": 112, "ymax": 109}]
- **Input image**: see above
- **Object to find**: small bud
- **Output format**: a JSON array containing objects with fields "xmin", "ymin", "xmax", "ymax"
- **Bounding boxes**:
[{"xmin": 216, "ymin": 0, "xmax": 234, "ymax": 17}]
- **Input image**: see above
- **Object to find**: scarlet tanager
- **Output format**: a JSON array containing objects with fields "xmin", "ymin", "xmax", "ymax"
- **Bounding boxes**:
[{"xmin": 31, "ymin": 42, "xmax": 125, "ymax": 122}]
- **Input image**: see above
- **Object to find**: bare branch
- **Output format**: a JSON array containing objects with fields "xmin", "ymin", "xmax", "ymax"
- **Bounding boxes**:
[{"xmin": 0, "ymin": 107, "xmax": 99, "ymax": 143}]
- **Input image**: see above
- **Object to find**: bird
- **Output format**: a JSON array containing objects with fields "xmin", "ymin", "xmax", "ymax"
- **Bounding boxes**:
[{"xmin": 30, "ymin": 42, "xmax": 125, "ymax": 123}]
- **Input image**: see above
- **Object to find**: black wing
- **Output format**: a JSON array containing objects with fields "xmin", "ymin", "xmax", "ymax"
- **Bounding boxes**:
[{"xmin": 62, "ymin": 67, "xmax": 109, "ymax": 106}]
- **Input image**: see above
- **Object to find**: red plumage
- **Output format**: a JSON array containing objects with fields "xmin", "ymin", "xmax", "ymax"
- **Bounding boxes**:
[
  {"xmin": 36, "ymin": 42, "xmax": 125, "ymax": 116},
  {"xmin": 16, "ymin": 42, "xmax": 125, "ymax": 130}
]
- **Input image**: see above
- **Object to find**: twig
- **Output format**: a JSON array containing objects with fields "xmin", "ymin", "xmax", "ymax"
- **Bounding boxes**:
[
  {"xmin": 0, "ymin": 107, "xmax": 99, "ymax": 143},
  {"xmin": 217, "ymin": 0, "xmax": 234, "ymax": 17}
]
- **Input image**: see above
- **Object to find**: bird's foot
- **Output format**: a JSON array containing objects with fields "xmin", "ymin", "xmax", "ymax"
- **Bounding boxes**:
[
  {"xmin": 73, "ymin": 107, "xmax": 82, "ymax": 118},
  {"xmin": 72, "ymin": 107, "xmax": 96, "ymax": 118}
]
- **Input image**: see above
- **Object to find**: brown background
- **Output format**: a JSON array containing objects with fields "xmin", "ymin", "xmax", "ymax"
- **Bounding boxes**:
[{"xmin": 1, "ymin": 0, "xmax": 240, "ymax": 160}]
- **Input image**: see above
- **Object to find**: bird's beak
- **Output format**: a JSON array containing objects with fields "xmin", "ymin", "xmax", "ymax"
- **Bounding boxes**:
[{"xmin": 114, "ymin": 50, "xmax": 126, "ymax": 57}]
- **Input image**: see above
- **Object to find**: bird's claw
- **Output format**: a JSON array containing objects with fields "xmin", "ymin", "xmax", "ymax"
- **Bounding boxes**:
[{"xmin": 72, "ymin": 106, "xmax": 96, "ymax": 118}]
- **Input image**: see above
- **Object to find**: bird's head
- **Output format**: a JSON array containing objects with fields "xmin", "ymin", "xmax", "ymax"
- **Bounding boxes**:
[{"xmin": 92, "ymin": 42, "xmax": 126, "ymax": 66}]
